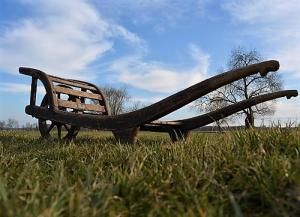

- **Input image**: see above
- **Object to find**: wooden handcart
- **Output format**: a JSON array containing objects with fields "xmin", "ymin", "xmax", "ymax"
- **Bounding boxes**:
[{"xmin": 20, "ymin": 60, "xmax": 295, "ymax": 143}]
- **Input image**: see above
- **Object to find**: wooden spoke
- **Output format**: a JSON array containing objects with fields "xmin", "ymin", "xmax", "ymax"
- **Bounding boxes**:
[
  {"xmin": 64, "ymin": 126, "xmax": 80, "ymax": 140},
  {"xmin": 57, "ymin": 124, "xmax": 62, "ymax": 139},
  {"xmin": 46, "ymin": 122, "xmax": 55, "ymax": 134},
  {"xmin": 38, "ymin": 94, "xmax": 80, "ymax": 141},
  {"xmin": 63, "ymin": 124, "xmax": 70, "ymax": 131}
]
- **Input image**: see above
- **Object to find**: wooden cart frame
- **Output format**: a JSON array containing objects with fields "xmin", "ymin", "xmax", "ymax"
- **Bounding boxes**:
[{"xmin": 20, "ymin": 60, "xmax": 296, "ymax": 143}]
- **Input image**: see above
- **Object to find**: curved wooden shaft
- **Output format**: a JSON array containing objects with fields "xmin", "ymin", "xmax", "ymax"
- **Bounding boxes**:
[
  {"xmin": 180, "ymin": 90, "xmax": 297, "ymax": 130},
  {"xmin": 141, "ymin": 90, "xmax": 298, "ymax": 136},
  {"xmin": 24, "ymin": 60, "xmax": 279, "ymax": 130}
]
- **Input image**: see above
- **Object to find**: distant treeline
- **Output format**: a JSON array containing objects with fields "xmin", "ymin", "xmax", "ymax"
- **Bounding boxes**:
[
  {"xmin": 195, "ymin": 125, "xmax": 298, "ymax": 132},
  {"xmin": 0, "ymin": 118, "xmax": 37, "ymax": 130}
]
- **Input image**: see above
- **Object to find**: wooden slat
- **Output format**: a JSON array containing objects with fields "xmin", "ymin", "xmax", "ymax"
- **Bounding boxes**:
[
  {"xmin": 57, "ymin": 99, "xmax": 106, "ymax": 112},
  {"xmin": 49, "ymin": 76, "xmax": 97, "ymax": 91},
  {"xmin": 30, "ymin": 77, "xmax": 37, "ymax": 106},
  {"xmin": 54, "ymin": 86, "xmax": 102, "ymax": 100}
]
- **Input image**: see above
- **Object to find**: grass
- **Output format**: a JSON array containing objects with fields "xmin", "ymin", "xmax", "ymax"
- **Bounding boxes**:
[{"xmin": 0, "ymin": 128, "xmax": 299, "ymax": 216}]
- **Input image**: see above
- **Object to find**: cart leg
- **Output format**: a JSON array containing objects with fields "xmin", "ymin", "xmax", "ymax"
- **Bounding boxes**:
[
  {"xmin": 168, "ymin": 129, "xmax": 190, "ymax": 143},
  {"xmin": 113, "ymin": 127, "xmax": 139, "ymax": 144}
]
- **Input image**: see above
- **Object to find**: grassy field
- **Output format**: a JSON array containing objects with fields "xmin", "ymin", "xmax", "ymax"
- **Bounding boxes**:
[{"xmin": 0, "ymin": 129, "xmax": 299, "ymax": 217}]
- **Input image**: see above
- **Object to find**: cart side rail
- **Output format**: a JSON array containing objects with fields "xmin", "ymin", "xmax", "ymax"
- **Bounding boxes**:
[{"xmin": 19, "ymin": 67, "xmax": 110, "ymax": 115}]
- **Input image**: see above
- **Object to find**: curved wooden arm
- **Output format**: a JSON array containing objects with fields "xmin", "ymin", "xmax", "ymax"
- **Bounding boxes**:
[
  {"xmin": 19, "ymin": 67, "xmax": 56, "ymax": 107},
  {"xmin": 25, "ymin": 60, "xmax": 280, "ymax": 130},
  {"xmin": 140, "ymin": 90, "xmax": 298, "ymax": 132}
]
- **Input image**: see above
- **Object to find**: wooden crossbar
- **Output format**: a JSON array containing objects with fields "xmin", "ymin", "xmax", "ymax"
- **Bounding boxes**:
[
  {"xmin": 57, "ymin": 99, "xmax": 106, "ymax": 112},
  {"xmin": 54, "ymin": 86, "xmax": 102, "ymax": 100},
  {"xmin": 49, "ymin": 76, "xmax": 97, "ymax": 91}
]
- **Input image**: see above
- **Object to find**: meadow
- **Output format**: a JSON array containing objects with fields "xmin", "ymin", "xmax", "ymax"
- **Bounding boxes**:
[{"xmin": 0, "ymin": 128, "xmax": 299, "ymax": 217}]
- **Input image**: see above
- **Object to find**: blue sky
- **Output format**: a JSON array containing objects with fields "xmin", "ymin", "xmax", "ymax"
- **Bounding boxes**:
[{"xmin": 0, "ymin": 0, "xmax": 299, "ymax": 125}]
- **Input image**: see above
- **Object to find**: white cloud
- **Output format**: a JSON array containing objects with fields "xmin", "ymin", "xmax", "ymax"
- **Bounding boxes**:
[
  {"xmin": 0, "ymin": 83, "xmax": 45, "ymax": 94},
  {"xmin": 131, "ymin": 96, "xmax": 166, "ymax": 104},
  {"xmin": 274, "ymin": 100, "xmax": 300, "ymax": 119},
  {"xmin": 222, "ymin": 0, "xmax": 300, "ymax": 122},
  {"xmin": 223, "ymin": 0, "xmax": 300, "ymax": 77},
  {"xmin": 119, "ymin": 68, "xmax": 197, "ymax": 93},
  {"xmin": 0, "ymin": 0, "xmax": 143, "ymax": 79},
  {"xmin": 276, "ymin": 44, "xmax": 300, "ymax": 78},
  {"xmin": 259, "ymin": 99, "xmax": 300, "ymax": 125},
  {"xmin": 223, "ymin": 0, "xmax": 299, "ymax": 24},
  {"xmin": 188, "ymin": 43, "xmax": 210, "ymax": 77},
  {"xmin": 110, "ymin": 44, "xmax": 210, "ymax": 93}
]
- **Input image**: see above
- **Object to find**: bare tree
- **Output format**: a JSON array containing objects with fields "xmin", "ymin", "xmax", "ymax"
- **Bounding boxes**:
[
  {"xmin": 0, "ymin": 121, "xmax": 5, "ymax": 129},
  {"xmin": 6, "ymin": 118, "xmax": 19, "ymax": 128},
  {"xmin": 24, "ymin": 122, "xmax": 37, "ymax": 129},
  {"xmin": 100, "ymin": 86, "xmax": 131, "ymax": 115},
  {"xmin": 125, "ymin": 100, "xmax": 146, "ymax": 113},
  {"xmin": 194, "ymin": 67, "xmax": 231, "ymax": 130},
  {"xmin": 194, "ymin": 47, "xmax": 282, "ymax": 128},
  {"xmin": 97, "ymin": 86, "xmax": 145, "ymax": 115}
]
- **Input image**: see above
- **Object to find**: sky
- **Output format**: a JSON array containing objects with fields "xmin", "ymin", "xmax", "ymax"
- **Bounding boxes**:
[{"xmin": 0, "ymin": 0, "xmax": 299, "ymax": 126}]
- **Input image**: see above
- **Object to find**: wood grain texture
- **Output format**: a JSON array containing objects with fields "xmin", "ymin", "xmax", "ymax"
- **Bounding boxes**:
[
  {"xmin": 30, "ymin": 77, "xmax": 37, "ymax": 106},
  {"xmin": 49, "ymin": 76, "xmax": 97, "ymax": 91},
  {"xmin": 57, "ymin": 99, "xmax": 106, "ymax": 112},
  {"xmin": 54, "ymin": 86, "xmax": 102, "ymax": 100}
]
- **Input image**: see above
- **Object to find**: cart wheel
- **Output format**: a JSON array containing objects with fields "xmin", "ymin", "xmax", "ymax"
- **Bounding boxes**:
[{"xmin": 38, "ymin": 94, "xmax": 80, "ymax": 141}]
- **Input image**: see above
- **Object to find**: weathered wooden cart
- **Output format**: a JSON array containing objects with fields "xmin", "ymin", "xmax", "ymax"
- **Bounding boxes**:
[{"xmin": 20, "ymin": 60, "xmax": 295, "ymax": 143}]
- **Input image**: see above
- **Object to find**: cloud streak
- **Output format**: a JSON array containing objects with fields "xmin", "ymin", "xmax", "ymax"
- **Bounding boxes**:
[
  {"xmin": 0, "ymin": 1, "xmax": 210, "ymax": 97},
  {"xmin": 223, "ymin": 0, "xmax": 300, "ymax": 77},
  {"xmin": 0, "ymin": 0, "xmax": 143, "ymax": 79},
  {"xmin": 222, "ymin": 0, "xmax": 300, "ymax": 122},
  {"xmin": 94, "ymin": 0, "xmax": 210, "ymax": 31},
  {"xmin": 274, "ymin": 100, "xmax": 300, "ymax": 119},
  {"xmin": 223, "ymin": 0, "xmax": 299, "ymax": 23},
  {"xmin": 0, "ymin": 83, "xmax": 45, "ymax": 94},
  {"xmin": 110, "ymin": 44, "xmax": 210, "ymax": 93}
]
